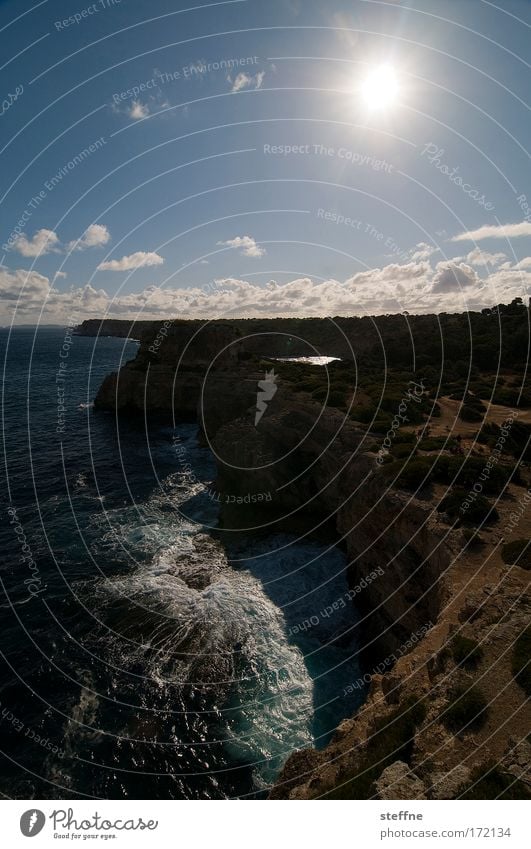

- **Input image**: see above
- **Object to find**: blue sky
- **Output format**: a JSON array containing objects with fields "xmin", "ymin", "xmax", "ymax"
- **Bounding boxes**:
[{"xmin": 1, "ymin": 0, "xmax": 531, "ymax": 323}]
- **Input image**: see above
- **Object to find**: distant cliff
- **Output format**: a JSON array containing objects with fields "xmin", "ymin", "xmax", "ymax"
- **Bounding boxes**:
[{"xmin": 74, "ymin": 318, "xmax": 156, "ymax": 339}]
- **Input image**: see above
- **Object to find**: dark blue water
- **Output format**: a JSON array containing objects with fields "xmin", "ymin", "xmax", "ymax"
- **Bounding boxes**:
[{"xmin": 0, "ymin": 326, "xmax": 363, "ymax": 799}]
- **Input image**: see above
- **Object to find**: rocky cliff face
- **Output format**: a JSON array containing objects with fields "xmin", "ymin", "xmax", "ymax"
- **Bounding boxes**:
[
  {"xmin": 93, "ymin": 320, "xmax": 531, "ymax": 800},
  {"xmin": 95, "ymin": 321, "xmax": 244, "ymax": 418}
]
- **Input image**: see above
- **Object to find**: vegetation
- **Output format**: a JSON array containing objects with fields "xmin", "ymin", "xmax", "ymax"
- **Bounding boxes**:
[
  {"xmin": 450, "ymin": 635, "xmax": 483, "ymax": 669},
  {"xmin": 457, "ymin": 762, "xmax": 531, "ymax": 800},
  {"xmin": 438, "ymin": 489, "xmax": 498, "ymax": 526},
  {"xmin": 511, "ymin": 625, "xmax": 531, "ymax": 696},
  {"xmin": 442, "ymin": 685, "xmax": 488, "ymax": 734},
  {"xmin": 502, "ymin": 539, "xmax": 531, "ymax": 571},
  {"xmin": 327, "ymin": 697, "xmax": 427, "ymax": 799}
]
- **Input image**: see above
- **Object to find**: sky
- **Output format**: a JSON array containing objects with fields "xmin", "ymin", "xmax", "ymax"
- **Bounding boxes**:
[{"xmin": 1, "ymin": 0, "xmax": 531, "ymax": 324}]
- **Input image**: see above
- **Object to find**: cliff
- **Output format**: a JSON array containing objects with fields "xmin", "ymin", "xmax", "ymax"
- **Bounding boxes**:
[{"xmin": 92, "ymin": 316, "xmax": 531, "ymax": 800}]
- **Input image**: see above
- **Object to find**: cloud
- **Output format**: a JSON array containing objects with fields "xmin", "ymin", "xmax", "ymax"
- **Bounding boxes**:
[
  {"xmin": 97, "ymin": 251, "xmax": 164, "ymax": 271},
  {"xmin": 229, "ymin": 71, "xmax": 265, "ymax": 92},
  {"xmin": 0, "ymin": 267, "xmax": 51, "ymax": 302},
  {"xmin": 432, "ymin": 261, "xmax": 478, "ymax": 293},
  {"xmin": 451, "ymin": 222, "xmax": 531, "ymax": 242},
  {"xmin": 410, "ymin": 242, "xmax": 438, "ymax": 261},
  {"xmin": 3, "ymin": 250, "xmax": 531, "ymax": 324},
  {"xmin": 217, "ymin": 235, "xmax": 266, "ymax": 258},
  {"xmin": 11, "ymin": 229, "xmax": 60, "ymax": 257},
  {"xmin": 129, "ymin": 100, "xmax": 150, "ymax": 119},
  {"xmin": 512, "ymin": 257, "xmax": 531, "ymax": 270},
  {"xmin": 67, "ymin": 224, "xmax": 110, "ymax": 252},
  {"xmin": 466, "ymin": 248, "xmax": 507, "ymax": 266}
]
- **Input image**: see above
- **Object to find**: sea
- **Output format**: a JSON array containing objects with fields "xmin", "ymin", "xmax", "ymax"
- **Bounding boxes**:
[{"xmin": 0, "ymin": 326, "xmax": 364, "ymax": 799}]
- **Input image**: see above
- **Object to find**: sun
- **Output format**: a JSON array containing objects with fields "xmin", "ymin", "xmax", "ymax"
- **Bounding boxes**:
[{"xmin": 361, "ymin": 64, "xmax": 400, "ymax": 110}]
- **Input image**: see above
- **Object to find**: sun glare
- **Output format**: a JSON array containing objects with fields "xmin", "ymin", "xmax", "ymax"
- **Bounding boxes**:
[{"xmin": 361, "ymin": 64, "xmax": 400, "ymax": 110}]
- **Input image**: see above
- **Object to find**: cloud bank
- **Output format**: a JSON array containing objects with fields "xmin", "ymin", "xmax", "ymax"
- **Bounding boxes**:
[{"xmin": 2, "ymin": 252, "xmax": 530, "ymax": 325}]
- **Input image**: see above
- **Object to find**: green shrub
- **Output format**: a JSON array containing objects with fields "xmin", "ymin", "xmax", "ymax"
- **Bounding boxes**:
[
  {"xmin": 384, "ymin": 457, "xmax": 433, "ymax": 490},
  {"xmin": 326, "ymin": 390, "xmax": 346, "ymax": 408},
  {"xmin": 443, "ymin": 685, "xmax": 488, "ymax": 734},
  {"xmin": 450, "ymin": 635, "xmax": 483, "ymax": 669},
  {"xmin": 438, "ymin": 489, "xmax": 498, "ymax": 526},
  {"xmin": 391, "ymin": 443, "xmax": 416, "ymax": 460},
  {"xmin": 459, "ymin": 404, "xmax": 484, "ymax": 422},
  {"xmin": 502, "ymin": 539, "xmax": 531, "ymax": 570},
  {"xmin": 328, "ymin": 697, "xmax": 427, "ymax": 799},
  {"xmin": 511, "ymin": 625, "xmax": 531, "ymax": 696}
]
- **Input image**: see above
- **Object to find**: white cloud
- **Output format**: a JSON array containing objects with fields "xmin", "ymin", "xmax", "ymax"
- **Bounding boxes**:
[
  {"xmin": 129, "ymin": 100, "xmax": 150, "ymax": 119},
  {"xmin": 11, "ymin": 229, "xmax": 60, "ymax": 257},
  {"xmin": 3, "ymin": 252, "xmax": 531, "ymax": 324},
  {"xmin": 0, "ymin": 266, "xmax": 51, "ymax": 304},
  {"xmin": 512, "ymin": 257, "xmax": 531, "ymax": 270},
  {"xmin": 67, "ymin": 224, "xmax": 110, "ymax": 252},
  {"xmin": 432, "ymin": 261, "xmax": 478, "ymax": 293},
  {"xmin": 466, "ymin": 248, "xmax": 507, "ymax": 266},
  {"xmin": 97, "ymin": 251, "xmax": 164, "ymax": 271},
  {"xmin": 229, "ymin": 71, "xmax": 265, "ymax": 92},
  {"xmin": 451, "ymin": 222, "xmax": 531, "ymax": 241},
  {"xmin": 410, "ymin": 242, "xmax": 438, "ymax": 261},
  {"xmin": 217, "ymin": 235, "xmax": 266, "ymax": 258}
]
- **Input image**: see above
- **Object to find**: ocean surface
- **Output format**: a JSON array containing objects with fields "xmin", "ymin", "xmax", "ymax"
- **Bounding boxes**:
[{"xmin": 0, "ymin": 326, "xmax": 363, "ymax": 799}]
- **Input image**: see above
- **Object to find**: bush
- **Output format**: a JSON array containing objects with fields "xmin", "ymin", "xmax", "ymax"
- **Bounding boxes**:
[
  {"xmin": 450, "ymin": 635, "xmax": 483, "ymax": 669},
  {"xmin": 459, "ymin": 404, "xmax": 484, "ymax": 422},
  {"xmin": 326, "ymin": 389, "xmax": 346, "ymax": 408},
  {"xmin": 418, "ymin": 436, "xmax": 456, "ymax": 451},
  {"xmin": 384, "ymin": 457, "xmax": 433, "ymax": 490},
  {"xmin": 443, "ymin": 685, "xmax": 488, "ymax": 733},
  {"xmin": 511, "ymin": 625, "xmax": 531, "ymax": 696},
  {"xmin": 461, "ymin": 527, "xmax": 483, "ymax": 547},
  {"xmin": 438, "ymin": 488, "xmax": 499, "ymax": 526},
  {"xmin": 502, "ymin": 539, "xmax": 531, "ymax": 570},
  {"xmin": 328, "ymin": 697, "xmax": 427, "ymax": 799},
  {"xmin": 391, "ymin": 443, "xmax": 416, "ymax": 460},
  {"xmin": 458, "ymin": 762, "xmax": 531, "ymax": 799}
]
